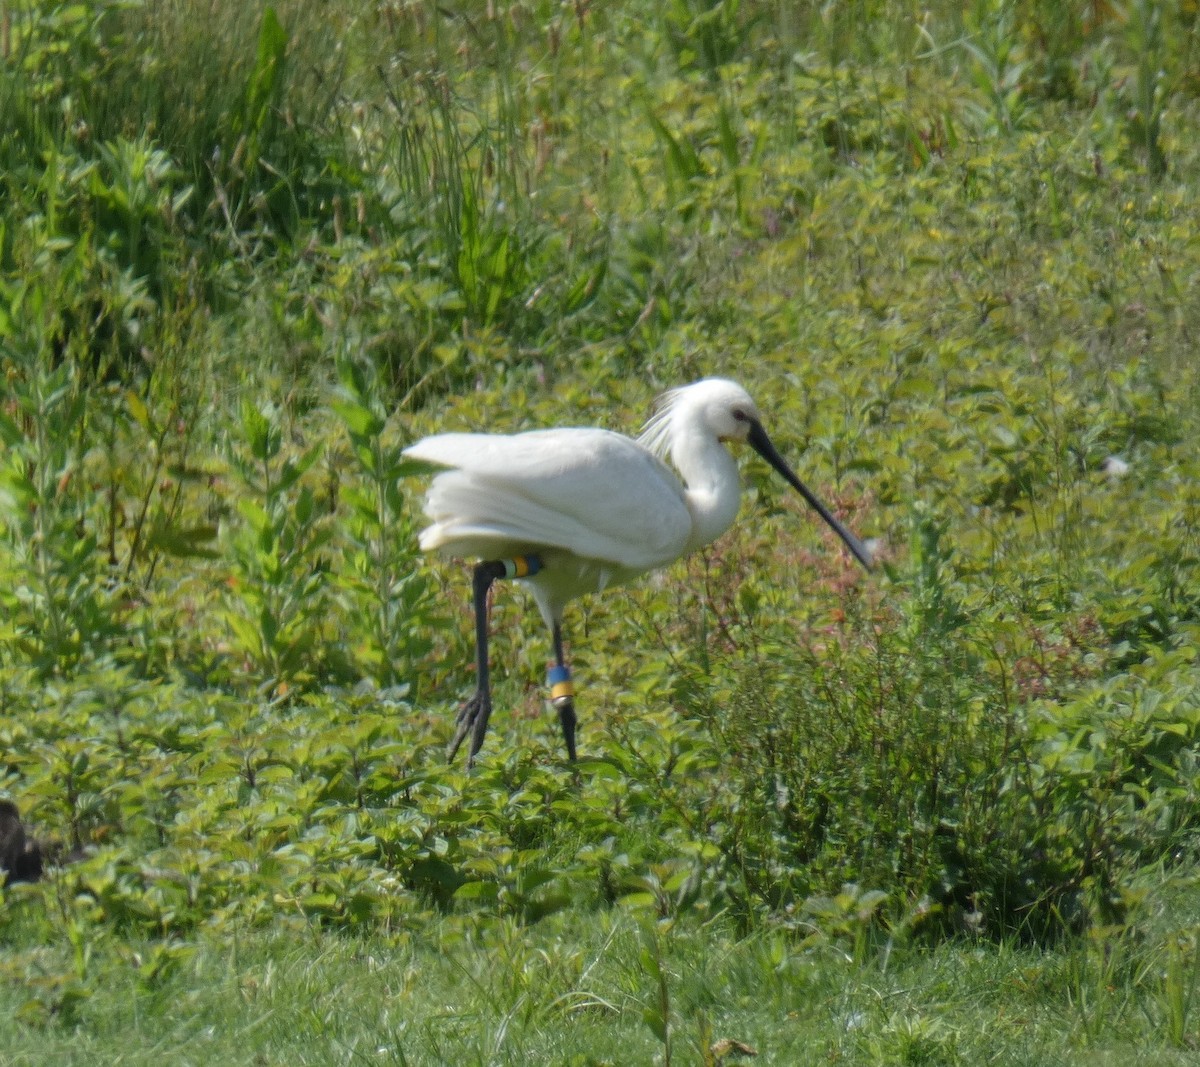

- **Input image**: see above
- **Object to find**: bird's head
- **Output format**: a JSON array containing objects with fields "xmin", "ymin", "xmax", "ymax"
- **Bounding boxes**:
[
  {"xmin": 640, "ymin": 377, "xmax": 761, "ymax": 453},
  {"xmin": 701, "ymin": 380, "xmax": 763, "ymax": 444},
  {"xmin": 639, "ymin": 377, "xmax": 874, "ymax": 571}
]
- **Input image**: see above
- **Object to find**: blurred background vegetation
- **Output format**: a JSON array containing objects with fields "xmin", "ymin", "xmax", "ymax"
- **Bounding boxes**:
[{"xmin": 2, "ymin": 1, "xmax": 1200, "ymax": 1055}]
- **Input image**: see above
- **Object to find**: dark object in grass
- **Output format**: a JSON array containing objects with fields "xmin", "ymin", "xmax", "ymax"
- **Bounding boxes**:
[{"xmin": 0, "ymin": 800, "xmax": 44, "ymax": 885}]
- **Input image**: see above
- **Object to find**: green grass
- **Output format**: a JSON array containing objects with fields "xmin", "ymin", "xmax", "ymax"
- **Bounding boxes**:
[
  {"xmin": 3, "ymin": 0, "xmax": 1200, "ymax": 1060},
  {"xmin": 4, "ymin": 876, "xmax": 1200, "ymax": 1065}
]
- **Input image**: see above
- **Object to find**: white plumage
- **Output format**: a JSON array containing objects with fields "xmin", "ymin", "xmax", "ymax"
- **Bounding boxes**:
[
  {"xmin": 407, "ymin": 428, "xmax": 689, "ymax": 620},
  {"xmin": 405, "ymin": 378, "xmax": 872, "ymax": 765}
]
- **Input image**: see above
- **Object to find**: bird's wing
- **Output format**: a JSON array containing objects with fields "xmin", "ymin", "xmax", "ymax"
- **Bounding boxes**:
[{"xmin": 404, "ymin": 429, "xmax": 691, "ymax": 569}]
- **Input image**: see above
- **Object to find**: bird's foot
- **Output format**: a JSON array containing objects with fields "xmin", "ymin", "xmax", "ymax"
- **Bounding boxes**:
[{"xmin": 448, "ymin": 690, "xmax": 492, "ymax": 767}]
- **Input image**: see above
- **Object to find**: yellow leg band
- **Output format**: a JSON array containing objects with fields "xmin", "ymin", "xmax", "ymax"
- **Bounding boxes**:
[{"xmin": 550, "ymin": 680, "xmax": 575, "ymax": 702}]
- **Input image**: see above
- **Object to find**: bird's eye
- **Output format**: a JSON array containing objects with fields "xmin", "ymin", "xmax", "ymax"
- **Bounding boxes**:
[{"xmin": 731, "ymin": 409, "xmax": 748, "ymax": 422}]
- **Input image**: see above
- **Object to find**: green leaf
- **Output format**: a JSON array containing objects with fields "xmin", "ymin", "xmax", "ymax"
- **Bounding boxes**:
[
  {"xmin": 332, "ymin": 398, "xmax": 385, "ymax": 440},
  {"xmin": 454, "ymin": 881, "xmax": 500, "ymax": 904},
  {"xmin": 145, "ymin": 523, "xmax": 220, "ymax": 559},
  {"xmin": 126, "ymin": 390, "xmax": 153, "ymax": 433},
  {"xmin": 276, "ymin": 444, "xmax": 323, "ymax": 494},
  {"xmin": 639, "ymin": 944, "xmax": 662, "ymax": 982},
  {"xmin": 240, "ymin": 400, "xmax": 280, "ymax": 462},
  {"xmin": 646, "ymin": 110, "xmax": 705, "ymax": 188},
  {"xmin": 642, "ymin": 1006, "xmax": 667, "ymax": 1043},
  {"xmin": 563, "ymin": 257, "xmax": 607, "ymax": 314},
  {"xmin": 237, "ymin": 497, "xmax": 272, "ymax": 534},
  {"xmin": 0, "ymin": 410, "xmax": 22, "ymax": 449},
  {"xmin": 242, "ymin": 6, "xmax": 288, "ymax": 135}
]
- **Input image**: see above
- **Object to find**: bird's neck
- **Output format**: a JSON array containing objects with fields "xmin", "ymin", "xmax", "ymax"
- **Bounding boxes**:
[{"xmin": 673, "ymin": 431, "xmax": 742, "ymax": 553}]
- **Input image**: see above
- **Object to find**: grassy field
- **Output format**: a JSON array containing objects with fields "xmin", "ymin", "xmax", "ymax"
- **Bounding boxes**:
[
  {"xmin": 5, "ymin": 884, "xmax": 1200, "ymax": 1066},
  {"xmin": 2, "ymin": 0, "xmax": 1200, "ymax": 1062}
]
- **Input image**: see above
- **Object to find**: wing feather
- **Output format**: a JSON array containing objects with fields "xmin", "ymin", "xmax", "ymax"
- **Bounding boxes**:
[{"xmin": 404, "ymin": 429, "xmax": 691, "ymax": 569}]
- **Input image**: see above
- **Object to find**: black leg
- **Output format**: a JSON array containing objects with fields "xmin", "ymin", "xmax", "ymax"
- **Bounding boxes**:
[
  {"xmin": 550, "ymin": 621, "xmax": 578, "ymax": 762},
  {"xmin": 448, "ymin": 560, "xmax": 506, "ymax": 766}
]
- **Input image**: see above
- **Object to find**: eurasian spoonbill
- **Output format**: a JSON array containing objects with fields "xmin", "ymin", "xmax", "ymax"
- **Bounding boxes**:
[{"xmin": 405, "ymin": 378, "xmax": 872, "ymax": 766}]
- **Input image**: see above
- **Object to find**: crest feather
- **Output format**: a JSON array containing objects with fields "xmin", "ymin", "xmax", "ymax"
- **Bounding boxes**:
[{"xmin": 636, "ymin": 385, "xmax": 686, "ymax": 460}]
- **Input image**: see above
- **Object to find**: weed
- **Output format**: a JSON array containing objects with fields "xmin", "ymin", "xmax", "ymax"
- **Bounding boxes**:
[
  {"xmin": 0, "ymin": 291, "xmax": 113, "ymax": 672},
  {"xmin": 329, "ymin": 351, "xmax": 443, "ymax": 691},
  {"xmin": 218, "ymin": 398, "xmax": 330, "ymax": 692}
]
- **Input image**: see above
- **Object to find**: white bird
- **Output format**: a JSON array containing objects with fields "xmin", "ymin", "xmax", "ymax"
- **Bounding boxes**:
[{"xmin": 405, "ymin": 378, "xmax": 873, "ymax": 766}]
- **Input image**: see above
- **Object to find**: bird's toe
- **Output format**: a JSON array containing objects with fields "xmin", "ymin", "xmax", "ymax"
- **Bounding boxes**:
[{"xmin": 448, "ymin": 691, "xmax": 492, "ymax": 764}]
